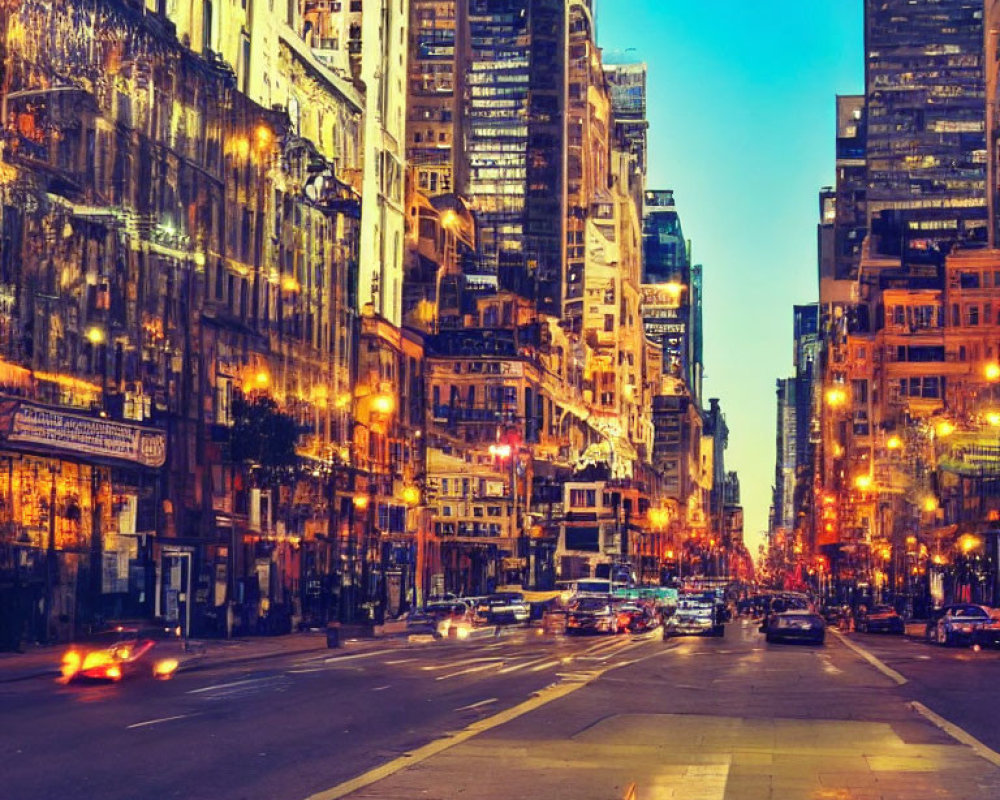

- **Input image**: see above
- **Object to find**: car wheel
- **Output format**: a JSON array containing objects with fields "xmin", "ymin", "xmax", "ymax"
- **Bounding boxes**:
[{"xmin": 816, "ymin": 634, "xmax": 826, "ymax": 646}]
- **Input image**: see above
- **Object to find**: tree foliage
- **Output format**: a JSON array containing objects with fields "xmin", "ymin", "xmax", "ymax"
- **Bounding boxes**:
[{"xmin": 230, "ymin": 393, "xmax": 300, "ymax": 484}]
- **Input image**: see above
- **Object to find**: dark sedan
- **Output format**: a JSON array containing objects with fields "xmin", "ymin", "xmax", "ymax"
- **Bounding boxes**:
[
  {"xmin": 764, "ymin": 610, "xmax": 825, "ymax": 645},
  {"xmin": 565, "ymin": 597, "xmax": 619, "ymax": 635},
  {"xmin": 857, "ymin": 605, "xmax": 905, "ymax": 634},
  {"xmin": 925, "ymin": 604, "xmax": 992, "ymax": 646}
]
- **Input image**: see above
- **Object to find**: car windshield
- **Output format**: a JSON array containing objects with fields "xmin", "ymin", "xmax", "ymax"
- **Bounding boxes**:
[
  {"xmin": 575, "ymin": 581, "xmax": 611, "ymax": 593},
  {"xmin": 572, "ymin": 598, "xmax": 609, "ymax": 612}
]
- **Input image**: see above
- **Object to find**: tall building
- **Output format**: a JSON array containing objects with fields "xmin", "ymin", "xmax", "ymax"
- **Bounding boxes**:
[
  {"xmin": 356, "ymin": 0, "xmax": 409, "ymax": 326},
  {"xmin": 604, "ymin": 59, "xmax": 649, "ymax": 180},
  {"xmin": 407, "ymin": 1, "xmax": 460, "ymax": 197},
  {"xmin": 642, "ymin": 189, "xmax": 689, "ymax": 284},
  {"xmin": 773, "ymin": 378, "xmax": 798, "ymax": 534},
  {"xmin": 865, "ymin": 0, "xmax": 987, "ymax": 265},
  {"xmin": 459, "ymin": 0, "xmax": 565, "ymax": 313},
  {"xmin": 833, "ymin": 95, "xmax": 867, "ymax": 283}
]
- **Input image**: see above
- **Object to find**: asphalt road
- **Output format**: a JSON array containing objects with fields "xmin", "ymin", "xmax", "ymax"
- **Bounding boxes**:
[
  {"xmin": 3, "ymin": 622, "xmax": 1000, "ymax": 800},
  {"xmin": 841, "ymin": 626, "xmax": 1000, "ymax": 752}
]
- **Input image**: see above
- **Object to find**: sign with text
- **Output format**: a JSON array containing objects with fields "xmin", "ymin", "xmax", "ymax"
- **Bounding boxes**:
[{"xmin": 0, "ymin": 400, "xmax": 166, "ymax": 467}]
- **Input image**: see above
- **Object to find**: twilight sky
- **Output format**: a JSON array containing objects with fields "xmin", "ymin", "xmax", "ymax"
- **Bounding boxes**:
[{"xmin": 598, "ymin": 1, "xmax": 864, "ymax": 556}]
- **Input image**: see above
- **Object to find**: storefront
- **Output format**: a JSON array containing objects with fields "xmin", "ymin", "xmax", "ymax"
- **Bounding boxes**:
[{"xmin": 0, "ymin": 400, "xmax": 166, "ymax": 645}]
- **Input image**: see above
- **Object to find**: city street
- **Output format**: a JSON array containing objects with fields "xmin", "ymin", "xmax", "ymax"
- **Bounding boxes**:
[{"xmin": 3, "ymin": 623, "xmax": 1000, "ymax": 800}]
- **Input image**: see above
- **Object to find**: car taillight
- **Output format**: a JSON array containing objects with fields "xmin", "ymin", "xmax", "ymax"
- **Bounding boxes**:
[{"xmin": 105, "ymin": 664, "xmax": 122, "ymax": 680}]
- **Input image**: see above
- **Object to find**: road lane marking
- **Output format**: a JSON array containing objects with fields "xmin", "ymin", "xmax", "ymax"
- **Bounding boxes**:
[
  {"xmin": 911, "ymin": 701, "xmax": 1000, "ymax": 768},
  {"xmin": 830, "ymin": 629, "xmax": 907, "ymax": 685},
  {"xmin": 323, "ymin": 648, "xmax": 398, "ymax": 664},
  {"xmin": 288, "ymin": 668, "xmax": 325, "ymax": 674},
  {"xmin": 372, "ymin": 685, "xmax": 391, "ymax": 691},
  {"xmin": 497, "ymin": 657, "xmax": 551, "ymax": 674},
  {"xmin": 127, "ymin": 714, "xmax": 193, "ymax": 729},
  {"xmin": 304, "ymin": 670, "xmax": 602, "ymax": 800},
  {"xmin": 304, "ymin": 643, "xmax": 678, "ymax": 800},
  {"xmin": 383, "ymin": 658, "xmax": 414, "ymax": 665},
  {"xmin": 454, "ymin": 697, "xmax": 498, "ymax": 712},
  {"xmin": 528, "ymin": 660, "xmax": 561, "ymax": 672},
  {"xmin": 435, "ymin": 662, "xmax": 502, "ymax": 681},
  {"xmin": 188, "ymin": 677, "xmax": 270, "ymax": 694},
  {"xmin": 421, "ymin": 656, "xmax": 502, "ymax": 671}
]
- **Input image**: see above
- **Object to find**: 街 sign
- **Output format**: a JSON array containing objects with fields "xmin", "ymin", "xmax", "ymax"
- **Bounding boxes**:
[{"xmin": 0, "ymin": 400, "xmax": 167, "ymax": 467}]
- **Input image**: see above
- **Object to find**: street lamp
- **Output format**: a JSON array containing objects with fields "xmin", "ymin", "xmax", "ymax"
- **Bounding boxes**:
[
  {"xmin": 825, "ymin": 387, "xmax": 847, "ymax": 407},
  {"xmin": 372, "ymin": 393, "xmax": 396, "ymax": 416}
]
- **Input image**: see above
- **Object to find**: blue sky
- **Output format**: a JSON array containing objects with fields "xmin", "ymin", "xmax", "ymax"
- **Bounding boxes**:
[{"xmin": 598, "ymin": 2, "xmax": 864, "ymax": 556}]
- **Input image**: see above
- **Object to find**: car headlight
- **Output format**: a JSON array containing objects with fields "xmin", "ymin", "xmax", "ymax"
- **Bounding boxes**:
[{"xmin": 61, "ymin": 650, "xmax": 82, "ymax": 679}]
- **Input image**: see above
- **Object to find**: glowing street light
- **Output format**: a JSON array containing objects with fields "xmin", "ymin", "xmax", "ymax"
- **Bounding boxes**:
[
  {"xmin": 923, "ymin": 496, "xmax": 938, "ymax": 513},
  {"xmin": 936, "ymin": 420, "xmax": 955, "ymax": 437},
  {"xmin": 985, "ymin": 362, "xmax": 1000, "ymax": 382},
  {"xmin": 353, "ymin": 494, "xmax": 370, "ymax": 510},
  {"xmin": 372, "ymin": 393, "xmax": 396, "ymax": 415},
  {"xmin": 254, "ymin": 370, "xmax": 270, "ymax": 388},
  {"xmin": 854, "ymin": 474, "xmax": 873, "ymax": 491},
  {"xmin": 402, "ymin": 486, "xmax": 421, "ymax": 506},
  {"xmin": 85, "ymin": 326, "xmax": 105, "ymax": 345},
  {"xmin": 886, "ymin": 435, "xmax": 902, "ymax": 450},
  {"xmin": 254, "ymin": 124, "xmax": 273, "ymax": 151},
  {"xmin": 959, "ymin": 534, "xmax": 982, "ymax": 554},
  {"xmin": 488, "ymin": 443, "xmax": 512, "ymax": 459},
  {"xmin": 825, "ymin": 387, "xmax": 847, "ymax": 407}
]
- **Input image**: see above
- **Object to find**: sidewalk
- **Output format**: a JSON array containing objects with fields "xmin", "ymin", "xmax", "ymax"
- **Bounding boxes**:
[{"xmin": 0, "ymin": 629, "xmax": 397, "ymax": 684}]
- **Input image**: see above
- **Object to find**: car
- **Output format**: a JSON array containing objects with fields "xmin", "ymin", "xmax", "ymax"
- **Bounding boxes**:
[
  {"xmin": 475, "ymin": 593, "xmax": 530, "ymax": 625},
  {"xmin": 925, "ymin": 604, "xmax": 992, "ymax": 646},
  {"xmin": 407, "ymin": 601, "xmax": 476, "ymax": 637},
  {"xmin": 857, "ymin": 605, "xmax": 905, "ymax": 634},
  {"xmin": 61, "ymin": 625, "xmax": 180, "ymax": 682},
  {"xmin": 758, "ymin": 593, "xmax": 812, "ymax": 633},
  {"xmin": 616, "ymin": 602, "xmax": 659, "ymax": 633},
  {"xmin": 764, "ymin": 610, "xmax": 826, "ymax": 645},
  {"xmin": 663, "ymin": 592, "xmax": 725, "ymax": 638},
  {"xmin": 565, "ymin": 597, "xmax": 620, "ymax": 634},
  {"xmin": 971, "ymin": 611, "xmax": 1000, "ymax": 649}
]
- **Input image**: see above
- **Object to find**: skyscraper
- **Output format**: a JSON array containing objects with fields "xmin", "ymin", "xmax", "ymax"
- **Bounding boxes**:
[
  {"xmin": 604, "ymin": 59, "xmax": 649, "ymax": 180},
  {"xmin": 460, "ymin": 0, "xmax": 565, "ymax": 313},
  {"xmin": 407, "ymin": 1, "xmax": 460, "ymax": 198},
  {"xmin": 865, "ymin": 0, "xmax": 987, "ymax": 265}
]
